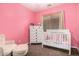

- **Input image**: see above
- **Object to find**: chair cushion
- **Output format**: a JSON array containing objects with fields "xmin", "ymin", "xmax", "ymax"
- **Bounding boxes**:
[
  {"xmin": 12, "ymin": 44, "xmax": 28, "ymax": 56},
  {"xmin": 13, "ymin": 44, "xmax": 28, "ymax": 52}
]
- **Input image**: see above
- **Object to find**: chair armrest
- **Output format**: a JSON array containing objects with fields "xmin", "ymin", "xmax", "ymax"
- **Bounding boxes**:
[{"xmin": 5, "ymin": 40, "xmax": 15, "ymax": 44}]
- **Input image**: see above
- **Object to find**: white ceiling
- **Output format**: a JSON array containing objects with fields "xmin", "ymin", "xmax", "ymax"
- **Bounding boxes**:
[{"xmin": 21, "ymin": 3, "xmax": 61, "ymax": 12}]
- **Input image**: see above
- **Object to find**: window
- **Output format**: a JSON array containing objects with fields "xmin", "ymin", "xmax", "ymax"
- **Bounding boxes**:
[{"xmin": 42, "ymin": 11, "xmax": 64, "ymax": 31}]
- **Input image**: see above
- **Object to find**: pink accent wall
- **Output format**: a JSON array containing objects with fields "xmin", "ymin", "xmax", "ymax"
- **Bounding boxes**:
[
  {"xmin": 35, "ymin": 4, "xmax": 79, "ymax": 47},
  {"xmin": 0, "ymin": 4, "xmax": 35, "ymax": 44},
  {"xmin": 0, "ymin": 3, "xmax": 79, "ymax": 47}
]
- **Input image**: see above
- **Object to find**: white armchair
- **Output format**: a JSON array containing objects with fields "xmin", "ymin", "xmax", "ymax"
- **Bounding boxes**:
[
  {"xmin": 0, "ymin": 34, "xmax": 17, "ymax": 56},
  {"xmin": 0, "ymin": 34, "xmax": 28, "ymax": 56}
]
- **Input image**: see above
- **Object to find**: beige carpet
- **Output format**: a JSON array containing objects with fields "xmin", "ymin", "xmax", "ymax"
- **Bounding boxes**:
[{"xmin": 27, "ymin": 44, "xmax": 72, "ymax": 56}]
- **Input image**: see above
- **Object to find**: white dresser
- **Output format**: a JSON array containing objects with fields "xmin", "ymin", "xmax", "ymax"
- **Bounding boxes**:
[{"xmin": 30, "ymin": 25, "xmax": 43, "ymax": 44}]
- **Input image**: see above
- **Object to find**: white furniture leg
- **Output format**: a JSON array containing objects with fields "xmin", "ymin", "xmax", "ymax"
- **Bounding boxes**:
[
  {"xmin": 42, "ymin": 43, "xmax": 43, "ymax": 48},
  {"xmin": 69, "ymin": 49, "xmax": 71, "ymax": 55}
]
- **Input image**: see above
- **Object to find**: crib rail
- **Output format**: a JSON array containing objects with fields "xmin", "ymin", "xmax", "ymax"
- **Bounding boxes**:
[
  {"xmin": 42, "ymin": 29, "xmax": 71, "ymax": 55},
  {"xmin": 47, "ymin": 29, "xmax": 71, "ymax": 45}
]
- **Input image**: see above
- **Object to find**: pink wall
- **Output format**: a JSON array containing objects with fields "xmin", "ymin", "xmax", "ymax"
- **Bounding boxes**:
[
  {"xmin": 35, "ymin": 4, "xmax": 79, "ymax": 47},
  {"xmin": 0, "ymin": 4, "xmax": 35, "ymax": 44},
  {"xmin": 0, "ymin": 3, "xmax": 79, "ymax": 47}
]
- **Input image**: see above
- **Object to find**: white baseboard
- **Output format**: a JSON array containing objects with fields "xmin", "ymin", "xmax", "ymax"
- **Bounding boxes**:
[{"xmin": 71, "ymin": 46, "xmax": 79, "ymax": 51}]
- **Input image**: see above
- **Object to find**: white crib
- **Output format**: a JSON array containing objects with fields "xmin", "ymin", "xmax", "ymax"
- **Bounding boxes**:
[{"xmin": 42, "ymin": 29, "xmax": 71, "ymax": 55}]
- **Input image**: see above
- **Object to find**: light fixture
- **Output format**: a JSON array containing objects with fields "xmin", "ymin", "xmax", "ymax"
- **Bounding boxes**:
[{"xmin": 47, "ymin": 4, "xmax": 52, "ymax": 7}]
